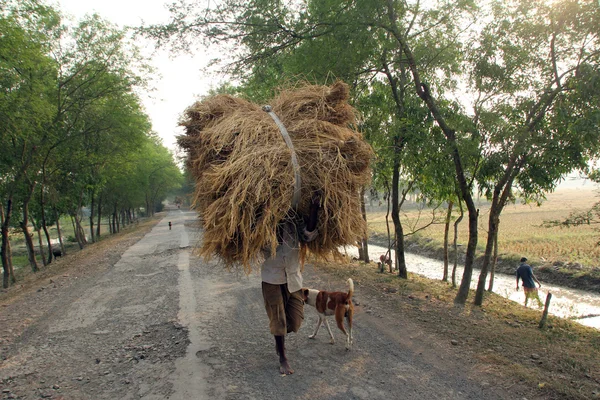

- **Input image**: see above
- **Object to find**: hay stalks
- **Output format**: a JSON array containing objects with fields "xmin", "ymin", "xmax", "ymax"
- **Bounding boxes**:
[{"xmin": 179, "ymin": 81, "xmax": 373, "ymax": 273}]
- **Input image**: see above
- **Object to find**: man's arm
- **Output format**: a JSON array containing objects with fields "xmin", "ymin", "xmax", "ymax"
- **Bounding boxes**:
[
  {"xmin": 301, "ymin": 192, "xmax": 321, "ymax": 243},
  {"xmin": 532, "ymin": 272, "xmax": 542, "ymax": 288},
  {"xmin": 516, "ymin": 270, "xmax": 520, "ymax": 290},
  {"xmin": 306, "ymin": 193, "xmax": 320, "ymax": 232}
]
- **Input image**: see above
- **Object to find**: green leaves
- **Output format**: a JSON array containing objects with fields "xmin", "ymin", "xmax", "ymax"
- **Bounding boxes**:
[{"xmin": 1, "ymin": 0, "xmax": 182, "ymax": 227}]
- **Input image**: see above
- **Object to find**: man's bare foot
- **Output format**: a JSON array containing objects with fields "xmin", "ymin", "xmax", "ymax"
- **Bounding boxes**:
[{"xmin": 279, "ymin": 360, "xmax": 294, "ymax": 375}]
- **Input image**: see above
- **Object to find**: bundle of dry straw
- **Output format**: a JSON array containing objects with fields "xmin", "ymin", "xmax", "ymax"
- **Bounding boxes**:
[{"xmin": 179, "ymin": 81, "xmax": 373, "ymax": 273}]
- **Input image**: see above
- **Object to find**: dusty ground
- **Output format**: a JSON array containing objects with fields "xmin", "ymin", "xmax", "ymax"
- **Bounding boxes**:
[{"xmin": 0, "ymin": 207, "xmax": 597, "ymax": 399}]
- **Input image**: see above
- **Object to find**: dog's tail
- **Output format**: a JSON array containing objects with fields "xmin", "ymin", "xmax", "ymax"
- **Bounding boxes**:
[{"xmin": 346, "ymin": 278, "xmax": 354, "ymax": 302}]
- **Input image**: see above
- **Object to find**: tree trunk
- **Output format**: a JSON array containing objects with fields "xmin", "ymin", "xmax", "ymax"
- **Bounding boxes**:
[
  {"xmin": 42, "ymin": 218, "xmax": 53, "ymax": 266},
  {"xmin": 442, "ymin": 201, "xmax": 453, "ymax": 282},
  {"xmin": 30, "ymin": 217, "xmax": 47, "ymax": 267},
  {"xmin": 89, "ymin": 191, "xmax": 95, "ymax": 244},
  {"xmin": 475, "ymin": 163, "xmax": 522, "ymax": 305},
  {"xmin": 70, "ymin": 214, "xmax": 77, "ymax": 245},
  {"xmin": 6, "ymin": 233, "xmax": 14, "ymax": 284},
  {"xmin": 452, "ymin": 200, "xmax": 464, "ymax": 288},
  {"xmin": 474, "ymin": 172, "xmax": 518, "ymax": 305},
  {"xmin": 54, "ymin": 208, "xmax": 65, "ymax": 256},
  {"xmin": 73, "ymin": 211, "xmax": 86, "ymax": 250},
  {"xmin": 394, "ymin": 232, "xmax": 398, "ymax": 273},
  {"xmin": 38, "ymin": 182, "xmax": 53, "ymax": 265},
  {"xmin": 474, "ymin": 206, "xmax": 501, "ymax": 305},
  {"xmin": 96, "ymin": 194, "xmax": 102, "ymax": 239},
  {"xmin": 454, "ymin": 198, "xmax": 477, "ymax": 304},
  {"xmin": 41, "ymin": 208, "xmax": 53, "ymax": 265},
  {"xmin": 21, "ymin": 201, "xmax": 39, "ymax": 273},
  {"xmin": 359, "ymin": 187, "xmax": 370, "ymax": 263},
  {"xmin": 75, "ymin": 189, "xmax": 87, "ymax": 249},
  {"xmin": 391, "ymin": 148, "xmax": 408, "ymax": 279},
  {"xmin": 1, "ymin": 200, "xmax": 14, "ymax": 288},
  {"xmin": 384, "ymin": 0, "xmax": 478, "ymax": 302},
  {"xmin": 488, "ymin": 222, "xmax": 499, "ymax": 292},
  {"xmin": 113, "ymin": 204, "xmax": 118, "ymax": 233},
  {"xmin": 385, "ymin": 181, "xmax": 392, "ymax": 261}
]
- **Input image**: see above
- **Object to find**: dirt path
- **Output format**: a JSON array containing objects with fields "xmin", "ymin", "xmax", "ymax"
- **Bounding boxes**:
[{"xmin": 0, "ymin": 208, "xmax": 537, "ymax": 399}]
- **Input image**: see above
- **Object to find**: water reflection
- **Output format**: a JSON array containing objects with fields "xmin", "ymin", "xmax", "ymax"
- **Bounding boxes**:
[{"xmin": 342, "ymin": 244, "xmax": 600, "ymax": 329}]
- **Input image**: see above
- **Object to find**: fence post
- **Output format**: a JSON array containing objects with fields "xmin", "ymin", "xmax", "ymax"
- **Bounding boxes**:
[{"xmin": 538, "ymin": 292, "xmax": 553, "ymax": 329}]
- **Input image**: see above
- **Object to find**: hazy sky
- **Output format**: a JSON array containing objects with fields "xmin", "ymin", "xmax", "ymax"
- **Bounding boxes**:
[{"xmin": 54, "ymin": 0, "xmax": 221, "ymax": 153}]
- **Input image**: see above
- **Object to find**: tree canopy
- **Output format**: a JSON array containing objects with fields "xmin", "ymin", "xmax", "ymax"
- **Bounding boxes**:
[
  {"xmin": 0, "ymin": 0, "xmax": 182, "ymax": 287},
  {"xmin": 144, "ymin": 0, "xmax": 600, "ymax": 304}
]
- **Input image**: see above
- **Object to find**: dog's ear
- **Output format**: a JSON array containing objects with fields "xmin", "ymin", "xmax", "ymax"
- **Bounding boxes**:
[{"xmin": 302, "ymin": 288, "xmax": 309, "ymax": 299}]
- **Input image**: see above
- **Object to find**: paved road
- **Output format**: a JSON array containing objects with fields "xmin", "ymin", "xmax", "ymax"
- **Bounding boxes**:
[{"xmin": 0, "ymin": 208, "xmax": 529, "ymax": 399}]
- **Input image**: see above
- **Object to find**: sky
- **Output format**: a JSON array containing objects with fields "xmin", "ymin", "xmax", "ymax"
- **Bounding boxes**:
[{"xmin": 54, "ymin": 0, "xmax": 221, "ymax": 154}]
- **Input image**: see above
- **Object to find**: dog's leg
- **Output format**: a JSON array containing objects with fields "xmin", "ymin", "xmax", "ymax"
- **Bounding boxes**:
[
  {"xmin": 323, "ymin": 318, "xmax": 335, "ymax": 344},
  {"xmin": 309, "ymin": 316, "xmax": 323, "ymax": 339},
  {"xmin": 335, "ymin": 306, "xmax": 350, "ymax": 350},
  {"xmin": 347, "ymin": 308, "xmax": 354, "ymax": 349}
]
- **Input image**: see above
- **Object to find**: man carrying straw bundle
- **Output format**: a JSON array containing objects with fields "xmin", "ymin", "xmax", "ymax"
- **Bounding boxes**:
[
  {"xmin": 262, "ymin": 194, "xmax": 320, "ymax": 375},
  {"xmin": 178, "ymin": 81, "xmax": 373, "ymax": 375}
]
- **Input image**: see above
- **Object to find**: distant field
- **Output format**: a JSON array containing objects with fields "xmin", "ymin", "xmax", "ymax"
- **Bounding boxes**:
[{"xmin": 367, "ymin": 187, "xmax": 600, "ymax": 268}]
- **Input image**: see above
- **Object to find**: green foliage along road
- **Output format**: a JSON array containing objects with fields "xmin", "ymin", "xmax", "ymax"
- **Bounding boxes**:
[
  {"xmin": 0, "ymin": 0, "xmax": 183, "ymax": 288},
  {"xmin": 143, "ymin": 0, "xmax": 600, "ymax": 306}
]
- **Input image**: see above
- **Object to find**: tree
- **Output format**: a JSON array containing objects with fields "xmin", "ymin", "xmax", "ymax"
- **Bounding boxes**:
[
  {"xmin": 0, "ymin": 0, "xmax": 59, "ymax": 284},
  {"xmin": 1, "ymin": 2, "xmax": 169, "ymax": 286},
  {"xmin": 144, "ymin": 0, "xmax": 477, "ymax": 283},
  {"xmin": 472, "ymin": 0, "xmax": 600, "ymax": 305}
]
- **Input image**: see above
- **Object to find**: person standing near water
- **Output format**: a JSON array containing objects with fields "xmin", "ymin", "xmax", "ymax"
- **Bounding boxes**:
[{"xmin": 516, "ymin": 257, "xmax": 543, "ymax": 307}]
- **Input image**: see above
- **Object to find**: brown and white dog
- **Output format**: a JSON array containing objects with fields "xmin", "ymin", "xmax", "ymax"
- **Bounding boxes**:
[{"xmin": 302, "ymin": 278, "xmax": 354, "ymax": 350}]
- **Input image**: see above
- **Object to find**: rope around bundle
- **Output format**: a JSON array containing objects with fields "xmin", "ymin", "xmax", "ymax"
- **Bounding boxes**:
[{"xmin": 262, "ymin": 105, "xmax": 302, "ymax": 210}]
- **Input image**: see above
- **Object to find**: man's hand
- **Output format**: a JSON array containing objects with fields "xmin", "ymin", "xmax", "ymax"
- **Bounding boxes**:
[
  {"xmin": 538, "ymin": 283, "xmax": 542, "ymax": 288},
  {"xmin": 311, "ymin": 190, "xmax": 322, "ymax": 206},
  {"xmin": 306, "ymin": 190, "xmax": 321, "ymax": 232},
  {"xmin": 516, "ymin": 285, "xmax": 519, "ymax": 291}
]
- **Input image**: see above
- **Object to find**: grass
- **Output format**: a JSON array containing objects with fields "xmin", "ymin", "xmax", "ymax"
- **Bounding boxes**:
[
  {"xmin": 367, "ymin": 187, "xmax": 600, "ymax": 278},
  {"xmin": 0, "ymin": 216, "xmax": 161, "ymax": 301},
  {"xmin": 315, "ymin": 258, "xmax": 600, "ymax": 399},
  {"xmin": 7, "ymin": 217, "xmax": 116, "ymax": 274}
]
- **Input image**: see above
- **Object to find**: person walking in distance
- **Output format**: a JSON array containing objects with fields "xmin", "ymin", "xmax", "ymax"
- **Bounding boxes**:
[
  {"xmin": 261, "ymin": 194, "xmax": 320, "ymax": 375},
  {"xmin": 516, "ymin": 257, "xmax": 543, "ymax": 307}
]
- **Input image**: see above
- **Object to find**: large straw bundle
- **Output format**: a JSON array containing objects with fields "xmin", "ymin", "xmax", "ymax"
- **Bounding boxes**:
[{"xmin": 179, "ymin": 81, "xmax": 373, "ymax": 272}]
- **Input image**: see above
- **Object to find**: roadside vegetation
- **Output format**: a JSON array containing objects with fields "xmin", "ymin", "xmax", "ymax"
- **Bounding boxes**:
[
  {"xmin": 6, "ymin": 213, "xmax": 153, "ymax": 284},
  {"xmin": 0, "ymin": 0, "xmax": 184, "ymax": 288},
  {"xmin": 317, "ymin": 259, "xmax": 600, "ymax": 400},
  {"xmin": 3, "ymin": 0, "xmax": 599, "ymax": 364},
  {"xmin": 367, "ymin": 188, "xmax": 600, "ymax": 290},
  {"xmin": 0, "ymin": 215, "xmax": 161, "ymax": 301},
  {"xmin": 143, "ymin": 0, "xmax": 600, "ymax": 307}
]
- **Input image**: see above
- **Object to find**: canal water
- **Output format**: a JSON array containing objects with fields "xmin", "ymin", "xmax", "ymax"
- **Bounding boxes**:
[{"xmin": 342, "ymin": 243, "xmax": 600, "ymax": 329}]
